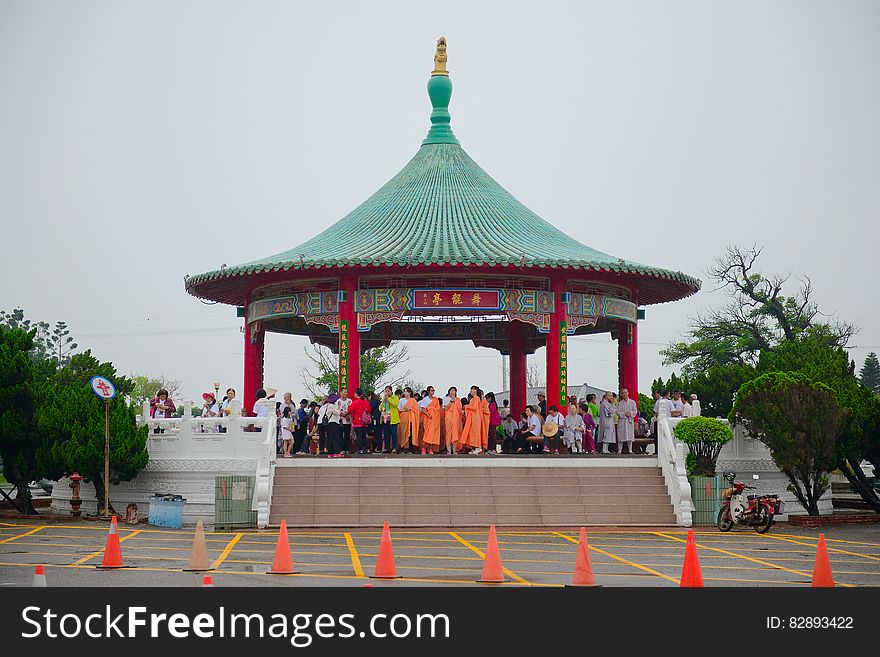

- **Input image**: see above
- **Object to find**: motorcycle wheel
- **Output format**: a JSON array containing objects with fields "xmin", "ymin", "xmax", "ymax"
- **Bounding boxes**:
[
  {"xmin": 717, "ymin": 508, "xmax": 734, "ymax": 532},
  {"xmin": 754, "ymin": 508, "xmax": 773, "ymax": 534}
]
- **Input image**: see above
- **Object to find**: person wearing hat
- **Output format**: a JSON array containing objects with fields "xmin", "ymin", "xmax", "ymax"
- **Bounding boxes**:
[
  {"xmin": 200, "ymin": 392, "xmax": 219, "ymax": 433},
  {"xmin": 536, "ymin": 392, "xmax": 547, "ymax": 419},
  {"xmin": 543, "ymin": 405, "xmax": 565, "ymax": 454},
  {"xmin": 202, "ymin": 392, "xmax": 219, "ymax": 418}
]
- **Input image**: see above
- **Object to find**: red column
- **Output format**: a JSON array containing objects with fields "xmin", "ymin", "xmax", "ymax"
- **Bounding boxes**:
[
  {"xmin": 509, "ymin": 320, "xmax": 527, "ymax": 416},
  {"xmin": 243, "ymin": 320, "xmax": 264, "ymax": 416},
  {"xmin": 545, "ymin": 276, "xmax": 568, "ymax": 412},
  {"xmin": 338, "ymin": 273, "xmax": 360, "ymax": 394},
  {"xmin": 618, "ymin": 320, "xmax": 638, "ymax": 400}
]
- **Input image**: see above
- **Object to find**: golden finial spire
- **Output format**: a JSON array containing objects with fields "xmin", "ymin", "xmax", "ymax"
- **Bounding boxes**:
[{"xmin": 432, "ymin": 36, "xmax": 448, "ymax": 76}]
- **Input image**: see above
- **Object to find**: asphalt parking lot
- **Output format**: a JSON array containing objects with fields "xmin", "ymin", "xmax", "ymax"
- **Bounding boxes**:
[{"xmin": 0, "ymin": 521, "xmax": 878, "ymax": 587}]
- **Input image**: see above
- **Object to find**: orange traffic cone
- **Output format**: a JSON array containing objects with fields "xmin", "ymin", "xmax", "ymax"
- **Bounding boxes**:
[
  {"xmin": 679, "ymin": 529, "xmax": 704, "ymax": 587},
  {"xmin": 568, "ymin": 527, "xmax": 598, "ymax": 587},
  {"xmin": 267, "ymin": 520, "xmax": 298, "ymax": 574},
  {"xmin": 371, "ymin": 522, "xmax": 398, "ymax": 579},
  {"xmin": 201, "ymin": 574, "xmax": 214, "ymax": 587},
  {"xmin": 183, "ymin": 520, "xmax": 212, "ymax": 571},
  {"xmin": 33, "ymin": 565, "xmax": 47, "ymax": 587},
  {"xmin": 97, "ymin": 516, "xmax": 128, "ymax": 569},
  {"xmin": 811, "ymin": 533, "xmax": 834, "ymax": 587},
  {"xmin": 477, "ymin": 525, "xmax": 506, "ymax": 583}
]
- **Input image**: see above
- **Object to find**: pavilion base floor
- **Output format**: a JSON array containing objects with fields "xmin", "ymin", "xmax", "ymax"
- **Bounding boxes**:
[{"xmin": 269, "ymin": 456, "xmax": 677, "ymax": 527}]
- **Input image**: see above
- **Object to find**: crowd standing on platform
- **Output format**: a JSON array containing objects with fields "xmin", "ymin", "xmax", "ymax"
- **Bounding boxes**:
[{"xmin": 149, "ymin": 382, "xmax": 700, "ymax": 458}]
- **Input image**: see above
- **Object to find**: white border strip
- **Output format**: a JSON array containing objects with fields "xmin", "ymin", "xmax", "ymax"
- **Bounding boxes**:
[{"xmin": 275, "ymin": 456, "xmax": 658, "ymax": 469}]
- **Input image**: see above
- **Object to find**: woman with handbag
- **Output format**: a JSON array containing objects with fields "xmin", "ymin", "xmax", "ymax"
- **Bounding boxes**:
[{"xmin": 349, "ymin": 388, "xmax": 372, "ymax": 455}]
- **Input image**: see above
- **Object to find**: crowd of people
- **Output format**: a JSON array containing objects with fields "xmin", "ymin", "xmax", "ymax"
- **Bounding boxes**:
[{"xmin": 148, "ymin": 384, "xmax": 700, "ymax": 458}]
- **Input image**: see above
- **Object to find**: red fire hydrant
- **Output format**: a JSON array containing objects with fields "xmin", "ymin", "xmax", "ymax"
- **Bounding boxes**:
[{"xmin": 69, "ymin": 472, "xmax": 83, "ymax": 518}]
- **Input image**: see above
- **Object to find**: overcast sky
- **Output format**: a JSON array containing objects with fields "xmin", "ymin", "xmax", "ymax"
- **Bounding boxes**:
[{"xmin": 1, "ymin": 1, "xmax": 878, "ymax": 404}]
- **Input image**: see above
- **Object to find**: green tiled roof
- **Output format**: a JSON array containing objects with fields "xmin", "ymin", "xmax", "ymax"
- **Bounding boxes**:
[{"xmin": 186, "ymin": 62, "xmax": 700, "ymax": 304}]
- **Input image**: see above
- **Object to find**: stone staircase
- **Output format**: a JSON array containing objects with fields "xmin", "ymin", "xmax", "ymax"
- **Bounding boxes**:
[{"xmin": 269, "ymin": 461, "xmax": 676, "ymax": 527}]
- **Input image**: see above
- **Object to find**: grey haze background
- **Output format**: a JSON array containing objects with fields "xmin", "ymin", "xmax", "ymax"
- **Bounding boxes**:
[{"xmin": 1, "ymin": 1, "xmax": 878, "ymax": 404}]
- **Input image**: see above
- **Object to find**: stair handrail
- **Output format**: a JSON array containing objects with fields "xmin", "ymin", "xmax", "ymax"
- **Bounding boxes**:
[
  {"xmin": 252, "ymin": 413, "xmax": 277, "ymax": 529},
  {"xmin": 656, "ymin": 402, "xmax": 693, "ymax": 526}
]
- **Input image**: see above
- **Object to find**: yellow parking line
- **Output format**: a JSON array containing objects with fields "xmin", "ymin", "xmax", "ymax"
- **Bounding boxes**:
[
  {"xmin": 552, "ymin": 531, "xmax": 680, "ymax": 584},
  {"xmin": 211, "ymin": 533, "xmax": 243, "ymax": 569},
  {"xmin": 0, "ymin": 561, "xmax": 552, "ymax": 586},
  {"xmin": 448, "ymin": 532, "xmax": 531, "ymax": 585},
  {"xmin": 67, "ymin": 529, "xmax": 143, "ymax": 567},
  {"xmin": 0, "ymin": 526, "xmax": 45, "ymax": 544},
  {"xmin": 758, "ymin": 534, "xmax": 880, "ymax": 563},
  {"xmin": 652, "ymin": 531, "xmax": 855, "ymax": 587},
  {"xmin": 344, "ymin": 533, "xmax": 366, "ymax": 578}
]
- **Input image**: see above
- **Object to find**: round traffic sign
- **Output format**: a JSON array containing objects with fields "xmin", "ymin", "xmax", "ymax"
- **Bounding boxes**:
[{"xmin": 89, "ymin": 376, "xmax": 116, "ymax": 400}]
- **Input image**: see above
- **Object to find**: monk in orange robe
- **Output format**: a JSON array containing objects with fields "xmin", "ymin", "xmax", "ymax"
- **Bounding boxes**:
[
  {"xmin": 398, "ymin": 388, "xmax": 414, "ymax": 449},
  {"xmin": 480, "ymin": 391, "xmax": 491, "ymax": 451},
  {"xmin": 443, "ymin": 387, "xmax": 463, "ymax": 454},
  {"xmin": 459, "ymin": 387, "xmax": 483, "ymax": 453},
  {"xmin": 402, "ymin": 389, "xmax": 419, "ymax": 452},
  {"xmin": 422, "ymin": 387, "xmax": 441, "ymax": 454}
]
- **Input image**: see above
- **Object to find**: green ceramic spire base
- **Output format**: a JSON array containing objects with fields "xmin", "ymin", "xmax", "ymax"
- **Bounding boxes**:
[{"xmin": 422, "ymin": 74, "xmax": 459, "ymax": 145}]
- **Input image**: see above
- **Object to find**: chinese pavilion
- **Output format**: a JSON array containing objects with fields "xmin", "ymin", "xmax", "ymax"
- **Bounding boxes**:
[{"xmin": 185, "ymin": 38, "xmax": 700, "ymax": 415}]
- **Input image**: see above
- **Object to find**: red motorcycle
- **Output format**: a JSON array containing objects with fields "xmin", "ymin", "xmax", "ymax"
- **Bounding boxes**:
[{"xmin": 717, "ymin": 471, "xmax": 783, "ymax": 534}]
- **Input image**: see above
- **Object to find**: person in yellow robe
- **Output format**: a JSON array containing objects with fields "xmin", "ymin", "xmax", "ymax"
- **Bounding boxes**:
[
  {"xmin": 479, "ymin": 388, "xmax": 491, "ymax": 451},
  {"xmin": 443, "ymin": 387, "xmax": 463, "ymax": 454},
  {"xmin": 459, "ymin": 386, "xmax": 484, "ymax": 454},
  {"xmin": 421, "ymin": 386, "xmax": 441, "ymax": 454}
]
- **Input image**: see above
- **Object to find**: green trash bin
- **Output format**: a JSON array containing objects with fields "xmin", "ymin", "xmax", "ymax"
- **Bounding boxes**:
[
  {"xmin": 690, "ymin": 475, "xmax": 722, "ymax": 526},
  {"xmin": 214, "ymin": 475, "xmax": 257, "ymax": 530}
]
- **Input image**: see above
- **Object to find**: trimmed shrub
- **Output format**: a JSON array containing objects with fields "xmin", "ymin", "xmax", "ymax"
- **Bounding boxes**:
[{"xmin": 673, "ymin": 416, "xmax": 733, "ymax": 476}]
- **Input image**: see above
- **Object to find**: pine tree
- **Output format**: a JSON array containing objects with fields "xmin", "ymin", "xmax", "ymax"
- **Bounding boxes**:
[
  {"xmin": 36, "ymin": 351, "xmax": 148, "ymax": 511},
  {"xmin": 0, "ymin": 327, "xmax": 54, "ymax": 514},
  {"xmin": 860, "ymin": 352, "xmax": 880, "ymax": 393}
]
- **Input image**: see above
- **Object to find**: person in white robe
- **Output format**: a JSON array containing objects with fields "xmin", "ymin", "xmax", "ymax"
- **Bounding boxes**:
[
  {"xmin": 616, "ymin": 388, "xmax": 638, "ymax": 454},
  {"xmin": 597, "ymin": 392, "xmax": 616, "ymax": 454},
  {"xmin": 563, "ymin": 404, "xmax": 586, "ymax": 453}
]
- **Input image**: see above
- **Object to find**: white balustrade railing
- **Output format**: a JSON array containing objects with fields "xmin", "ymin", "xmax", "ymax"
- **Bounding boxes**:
[
  {"xmin": 138, "ymin": 400, "xmax": 277, "ymax": 528},
  {"xmin": 656, "ymin": 403, "xmax": 693, "ymax": 527}
]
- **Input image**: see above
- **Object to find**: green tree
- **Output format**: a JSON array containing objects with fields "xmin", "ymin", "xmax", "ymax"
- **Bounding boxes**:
[
  {"xmin": 36, "ymin": 352, "xmax": 148, "ymax": 511},
  {"xmin": 637, "ymin": 393, "xmax": 654, "ymax": 423},
  {"xmin": 860, "ymin": 352, "xmax": 880, "ymax": 394},
  {"xmin": 685, "ymin": 363, "xmax": 757, "ymax": 418},
  {"xmin": 662, "ymin": 245, "xmax": 854, "ymax": 376},
  {"xmin": 757, "ymin": 334, "xmax": 880, "ymax": 512},
  {"xmin": 0, "ymin": 327, "xmax": 54, "ymax": 514},
  {"xmin": 128, "ymin": 374, "xmax": 182, "ymax": 408},
  {"xmin": 0, "ymin": 308, "xmax": 77, "ymax": 365},
  {"xmin": 302, "ymin": 342, "xmax": 410, "ymax": 397},
  {"xmin": 649, "ymin": 364, "xmax": 756, "ymax": 418},
  {"xmin": 731, "ymin": 372, "xmax": 849, "ymax": 515}
]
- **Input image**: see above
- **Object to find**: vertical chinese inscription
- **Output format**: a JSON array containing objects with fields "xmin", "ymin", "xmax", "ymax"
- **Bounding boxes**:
[
  {"xmin": 559, "ymin": 320, "xmax": 568, "ymax": 403},
  {"xmin": 338, "ymin": 319, "xmax": 349, "ymax": 393}
]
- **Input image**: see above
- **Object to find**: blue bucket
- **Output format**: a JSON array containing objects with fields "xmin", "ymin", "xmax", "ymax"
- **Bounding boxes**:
[{"xmin": 148, "ymin": 494, "xmax": 186, "ymax": 528}]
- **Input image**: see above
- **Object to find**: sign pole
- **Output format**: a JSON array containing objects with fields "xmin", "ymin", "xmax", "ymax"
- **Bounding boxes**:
[
  {"xmin": 89, "ymin": 375, "xmax": 116, "ymax": 519},
  {"xmin": 103, "ymin": 399, "xmax": 110, "ymax": 516}
]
